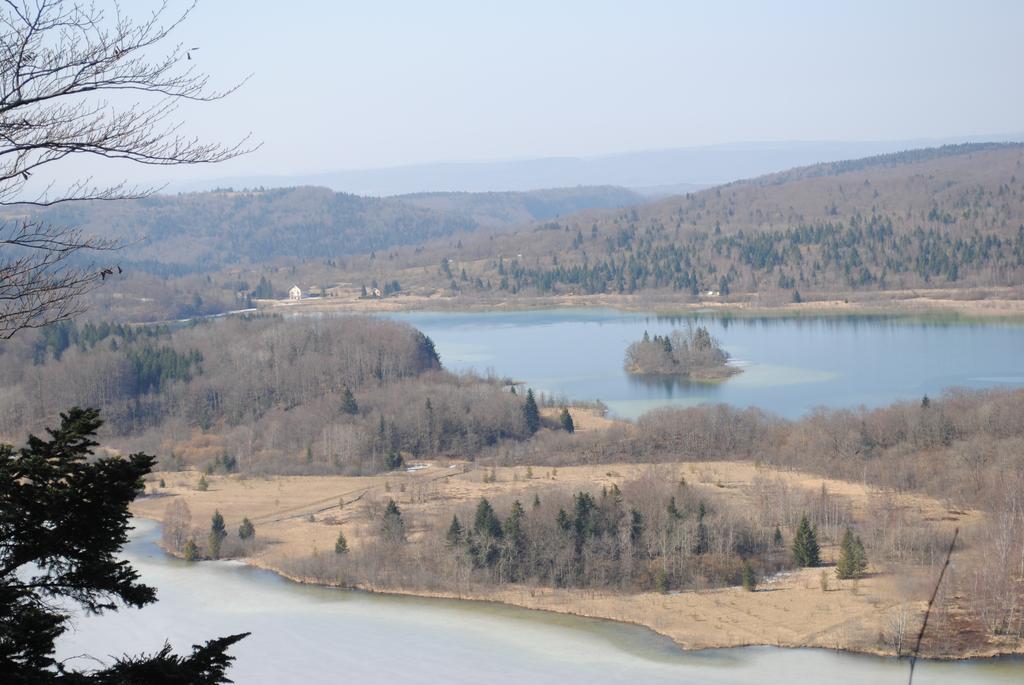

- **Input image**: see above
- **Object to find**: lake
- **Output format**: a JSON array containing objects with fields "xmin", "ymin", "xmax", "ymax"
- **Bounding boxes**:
[
  {"xmin": 384, "ymin": 309, "xmax": 1024, "ymax": 419},
  {"xmin": 55, "ymin": 519, "xmax": 1023, "ymax": 684}
]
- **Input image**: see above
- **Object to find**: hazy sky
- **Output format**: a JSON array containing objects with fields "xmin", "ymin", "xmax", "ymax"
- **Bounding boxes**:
[{"xmin": 57, "ymin": 1, "xmax": 1024, "ymax": 186}]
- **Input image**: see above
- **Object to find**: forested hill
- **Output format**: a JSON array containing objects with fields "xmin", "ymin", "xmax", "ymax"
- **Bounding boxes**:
[
  {"xmin": 395, "ymin": 186, "xmax": 642, "ymax": 228},
  {"xmin": 403, "ymin": 143, "xmax": 1024, "ymax": 298},
  {"xmin": 12, "ymin": 184, "xmax": 643, "ymax": 273}
]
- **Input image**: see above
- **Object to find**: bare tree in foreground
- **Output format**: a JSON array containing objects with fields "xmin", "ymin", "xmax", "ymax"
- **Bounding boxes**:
[{"xmin": 0, "ymin": 0, "xmax": 252, "ymax": 338}]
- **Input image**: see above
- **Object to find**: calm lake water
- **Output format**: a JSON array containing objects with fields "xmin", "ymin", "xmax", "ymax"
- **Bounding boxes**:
[
  {"xmin": 385, "ymin": 309, "xmax": 1024, "ymax": 419},
  {"xmin": 54, "ymin": 519, "xmax": 1023, "ymax": 684}
]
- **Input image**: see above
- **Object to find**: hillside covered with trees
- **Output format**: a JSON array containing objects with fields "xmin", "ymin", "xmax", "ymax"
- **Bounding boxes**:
[
  {"xmin": 6, "ymin": 185, "xmax": 642, "ymax": 273},
  {"xmin": 350, "ymin": 143, "xmax": 1024, "ymax": 301},
  {"xmin": 0, "ymin": 315, "xmax": 551, "ymax": 474}
]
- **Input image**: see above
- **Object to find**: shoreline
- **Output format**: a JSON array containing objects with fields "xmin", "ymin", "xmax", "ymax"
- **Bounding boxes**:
[
  {"xmin": 133, "ymin": 508, "xmax": 1022, "ymax": 663},
  {"xmin": 266, "ymin": 285, "xmax": 1024, "ymax": 323}
]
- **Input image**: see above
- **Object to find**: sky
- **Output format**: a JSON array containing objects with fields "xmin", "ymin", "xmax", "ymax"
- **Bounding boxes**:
[{"xmin": 45, "ymin": 0, "xmax": 1024, "ymax": 188}]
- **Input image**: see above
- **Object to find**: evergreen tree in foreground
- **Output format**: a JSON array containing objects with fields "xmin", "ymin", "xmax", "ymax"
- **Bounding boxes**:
[
  {"xmin": 209, "ymin": 510, "xmax": 228, "ymax": 560},
  {"xmin": 0, "ymin": 407, "xmax": 246, "ymax": 681},
  {"xmin": 792, "ymin": 514, "xmax": 821, "ymax": 567},
  {"xmin": 559, "ymin": 407, "xmax": 575, "ymax": 433},
  {"xmin": 523, "ymin": 389, "xmax": 541, "ymax": 434}
]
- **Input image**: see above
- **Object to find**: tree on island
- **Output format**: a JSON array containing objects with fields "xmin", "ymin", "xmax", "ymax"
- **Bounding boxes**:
[
  {"xmin": 523, "ymin": 389, "xmax": 541, "ymax": 434},
  {"xmin": 623, "ymin": 325, "xmax": 735, "ymax": 378},
  {"xmin": 792, "ymin": 514, "xmax": 821, "ymax": 567},
  {"xmin": 0, "ymin": 408, "xmax": 247, "ymax": 681}
]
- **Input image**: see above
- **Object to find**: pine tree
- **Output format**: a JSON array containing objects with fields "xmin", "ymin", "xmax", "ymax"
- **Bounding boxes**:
[
  {"xmin": 792, "ymin": 514, "xmax": 820, "ymax": 567},
  {"xmin": 196, "ymin": 474, "xmax": 209, "ymax": 491},
  {"xmin": 837, "ymin": 528, "xmax": 868, "ymax": 579},
  {"xmin": 183, "ymin": 538, "xmax": 199, "ymax": 561},
  {"xmin": 473, "ymin": 498, "xmax": 503, "ymax": 538},
  {"xmin": 446, "ymin": 515, "xmax": 464, "ymax": 546},
  {"xmin": 666, "ymin": 496, "xmax": 682, "ymax": 519},
  {"xmin": 559, "ymin": 407, "xmax": 575, "ymax": 433},
  {"xmin": 523, "ymin": 389, "xmax": 541, "ymax": 434},
  {"xmin": 694, "ymin": 501, "xmax": 710, "ymax": 555},
  {"xmin": 773, "ymin": 525, "xmax": 784, "ymax": 547},
  {"xmin": 238, "ymin": 517, "xmax": 255, "ymax": 540},
  {"xmin": 386, "ymin": 449, "xmax": 404, "ymax": 470},
  {"xmin": 532, "ymin": 492, "xmax": 541, "ymax": 509},
  {"xmin": 209, "ymin": 510, "xmax": 227, "ymax": 560},
  {"xmin": 629, "ymin": 508, "xmax": 644, "ymax": 547},
  {"xmin": 340, "ymin": 386, "xmax": 358, "ymax": 415},
  {"xmin": 381, "ymin": 499, "xmax": 406, "ymax": 543},
  {"xmin": 334, "ymin": 529, "xmax": 349, "ymax": 554},
  {"xmin": 742, "ymin": 561, "xmax": 757, "ymax": 592},
  {"xmin": 853, "ymin": 535, "xmax": 868, "ymax": 576}
]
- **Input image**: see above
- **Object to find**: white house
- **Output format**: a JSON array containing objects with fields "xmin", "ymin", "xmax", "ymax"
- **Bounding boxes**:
[{"xmin": 288, "ymin": 285, "xmax": 302, "ymax": 301}]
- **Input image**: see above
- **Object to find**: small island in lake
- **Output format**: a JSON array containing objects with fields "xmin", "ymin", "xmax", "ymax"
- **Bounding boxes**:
[{"xmin": 624, "ymin": 326, "xmax": 740, "ymax": 380}]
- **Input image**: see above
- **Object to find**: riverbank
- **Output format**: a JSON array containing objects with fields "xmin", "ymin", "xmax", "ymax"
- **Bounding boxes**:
[{"xmin": 130, "ymin": 459, "xmax": 1020, "ymax": 661}]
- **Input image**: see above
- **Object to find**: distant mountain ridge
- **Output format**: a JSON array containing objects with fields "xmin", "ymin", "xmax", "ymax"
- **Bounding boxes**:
[{"xmin": 171, "ymin": 135, "xmax": 1024, "ymax": 196}]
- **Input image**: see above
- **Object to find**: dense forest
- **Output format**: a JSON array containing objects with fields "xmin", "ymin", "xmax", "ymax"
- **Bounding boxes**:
[{"xmin": 0, "ymin": 315, "xmax": 551, "ymax": 474}]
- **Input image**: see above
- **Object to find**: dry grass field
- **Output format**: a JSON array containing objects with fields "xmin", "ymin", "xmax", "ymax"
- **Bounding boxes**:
[{"xmin": 133, "ymin": 458, "xmax": 1000, "ymax": 657}]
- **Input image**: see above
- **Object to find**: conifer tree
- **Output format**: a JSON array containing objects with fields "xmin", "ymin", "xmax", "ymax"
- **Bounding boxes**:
[
  {"xmin": 742, "ymin": 561, "xmax": 757, "ymax": 592},
  {"xmin": 559, "ymin": 407, "xmax": 575, "ymax": 433},
  {"xmin": 523, "ymin": 389, "xmax": 541, "ymax": 434},
  {"xmin": 238, "ymin": 517, "xmax": 255, "ymax": 540},
  {"xmin": 334, "ymin": 529, "xmax": 349, "ymax": 554},
  {"xmin": 694, "ymin": 501, "xmax": 710, "ymax": 555},
  {"xmin": 773, "ymin": 525, "xmax": 784, "ymax": 547},
  {"xmin": 209, "ymin": 510, "xmax": 227, "ymax": 560},
  {"xmin": 340, "ymin": 386, "xmax": 359, "ymax": 415},
  {"xmin": 792, "ymin": 514, "xmax": 820, "ymax": 567},
  {"xmin": 473, "ymin": 498, "xmax": 503, "ymax": 538},
  {"xmin": 666, "ymin": 496, "xmax": 682, "ymax": 520},
  {"xmin": 836, "ymin": 528, "xmax": 868, "ymax": 579},
  {"xmin": 446, "ymin": 515, "xmax": 464, "ymax": 546},
  {"xmin": 629, "ymin": 508, "xmax": 644, "ymax": 547},
  {"xmin": 381, "ymin": 499, "xmax": 406, "ymax": 543},
  {"xmin": 183, "ymin": 538, "xmax": 200, "ymax": 561}
]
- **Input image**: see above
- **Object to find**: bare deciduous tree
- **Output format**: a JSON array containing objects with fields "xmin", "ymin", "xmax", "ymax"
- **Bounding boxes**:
[{"xmin": 0, "ymin": 0, "xmax": 252, "ymax": 338}]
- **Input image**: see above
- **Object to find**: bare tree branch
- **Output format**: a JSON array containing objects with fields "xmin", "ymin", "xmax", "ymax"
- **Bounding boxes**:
[{"xmin": 0, "ymin": 0, "xmax": 254, "ymax": 338}]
